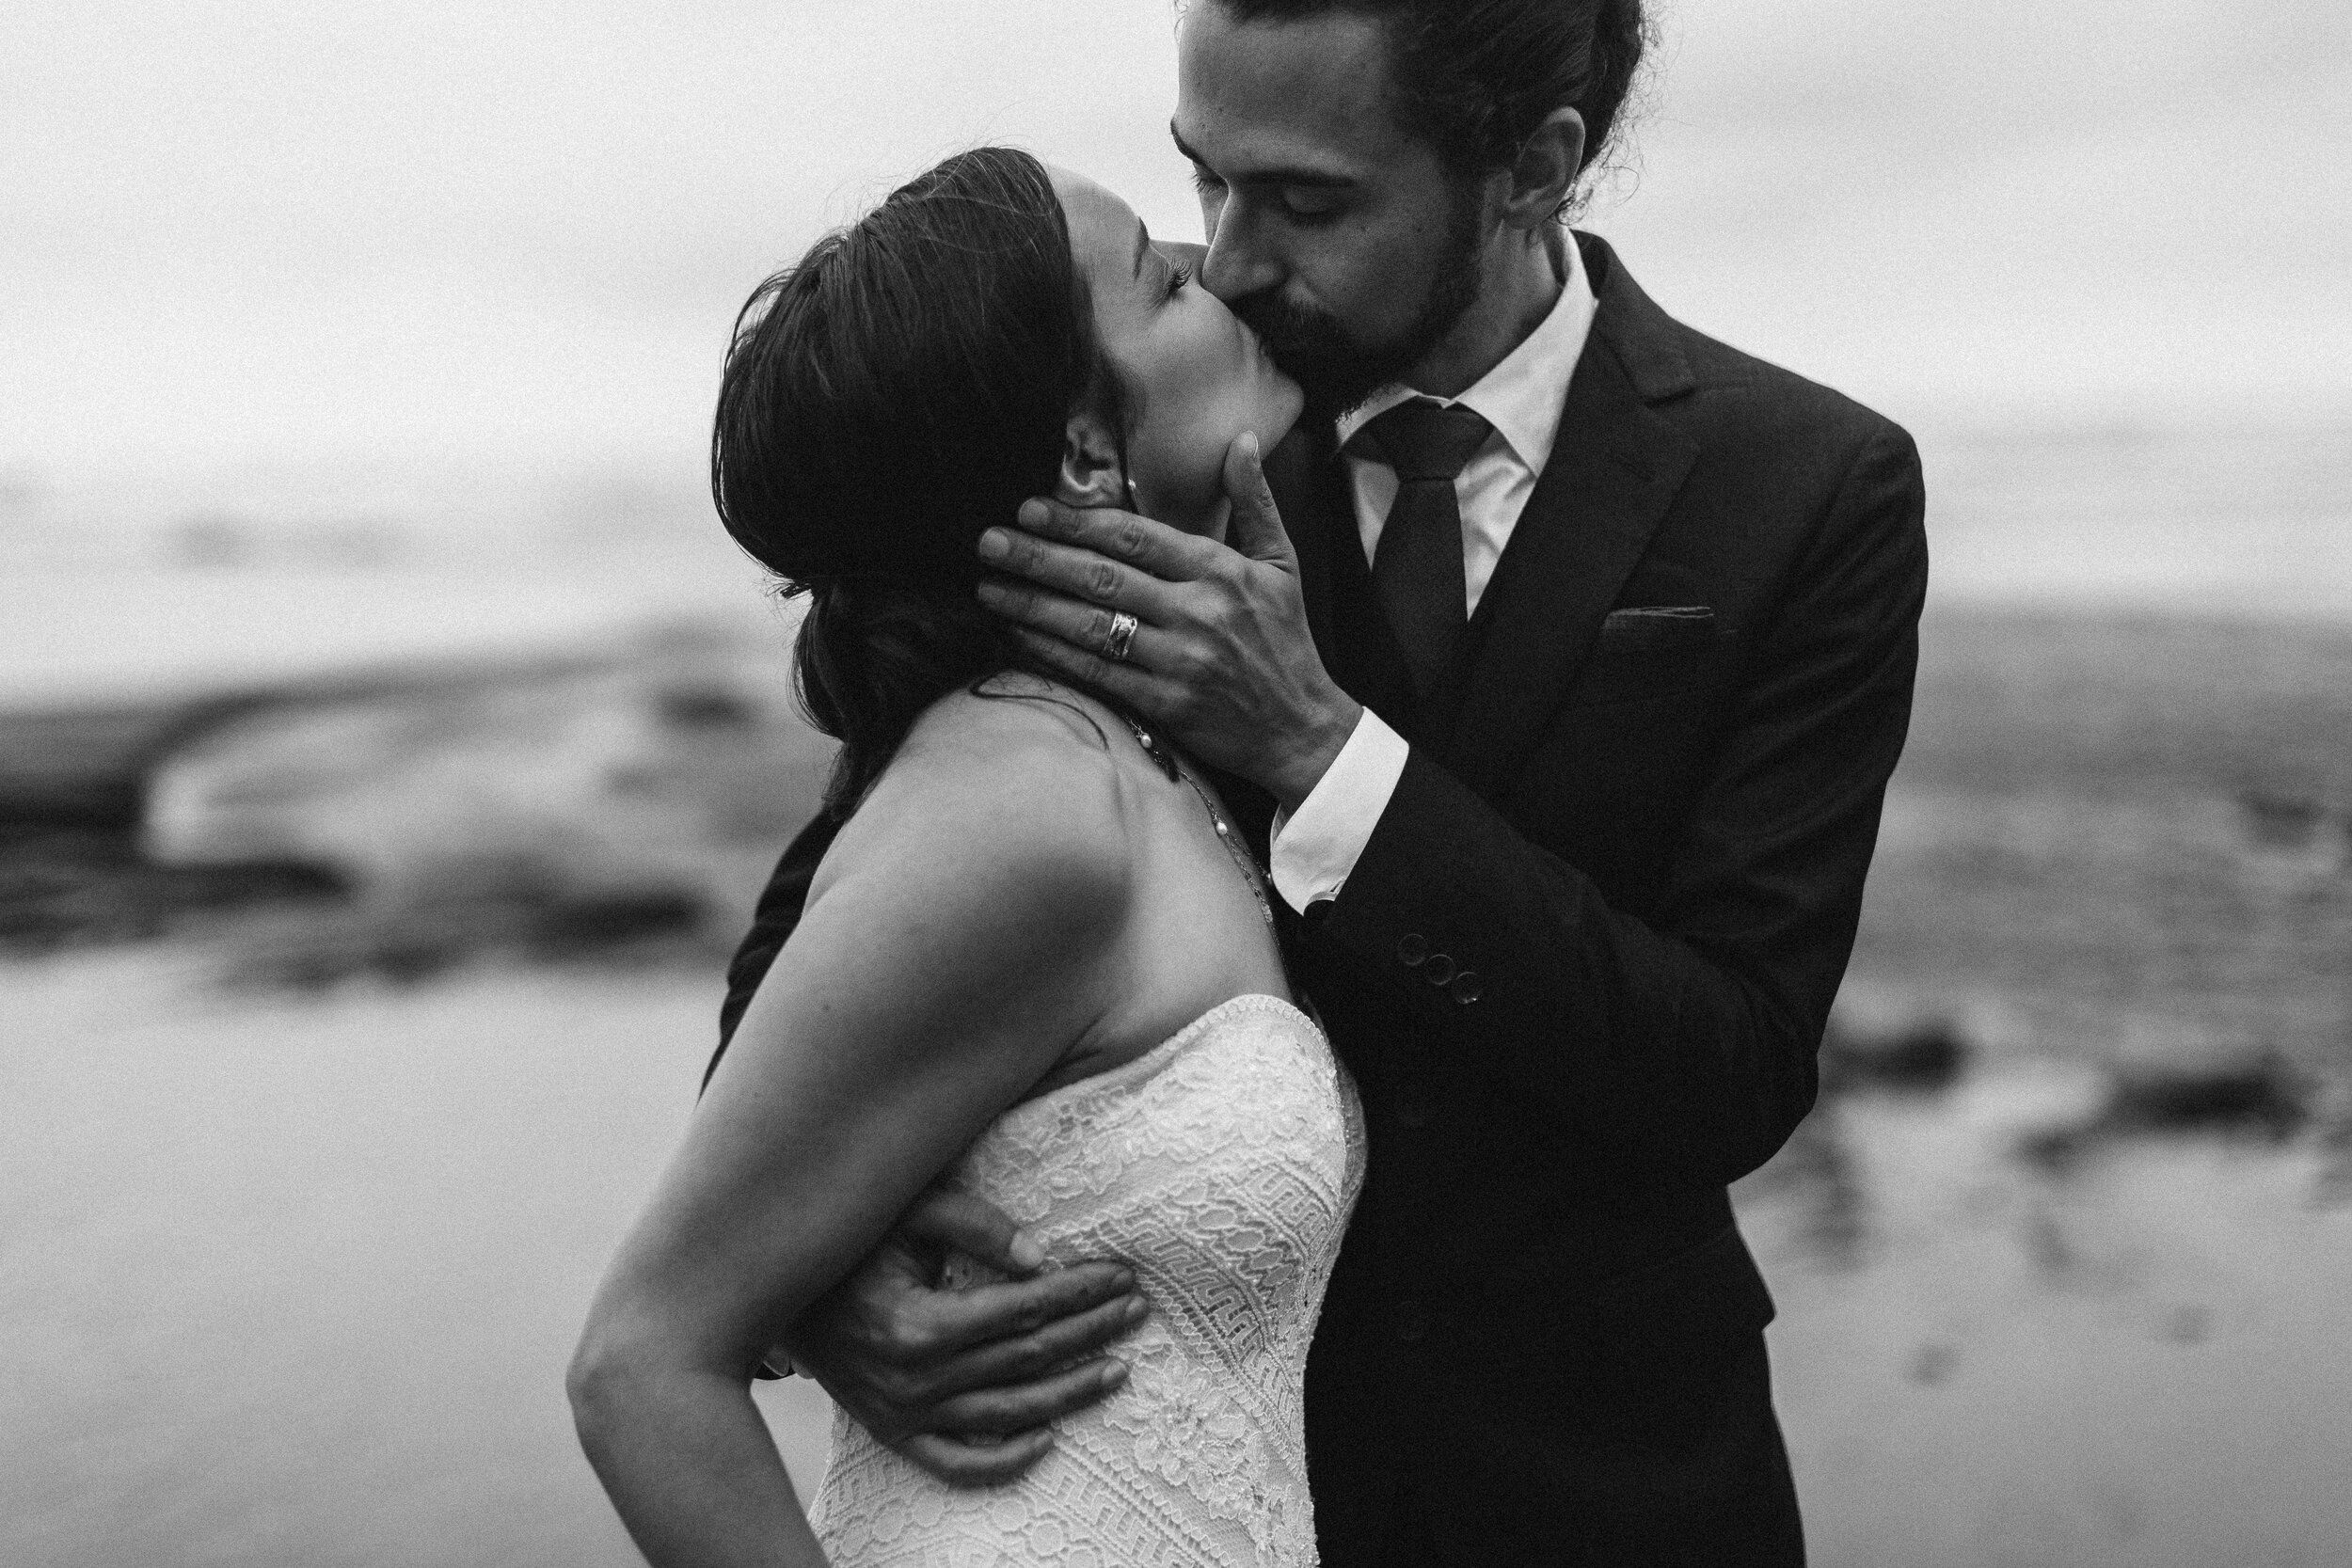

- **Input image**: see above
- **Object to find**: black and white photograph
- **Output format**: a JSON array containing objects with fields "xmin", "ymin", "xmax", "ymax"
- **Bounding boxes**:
[{"xmin": 5, "ymin": 2, "xmax": 2348, "ymax": 1564}]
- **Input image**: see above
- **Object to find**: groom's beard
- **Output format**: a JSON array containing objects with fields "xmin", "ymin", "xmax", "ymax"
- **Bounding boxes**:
[{"xmin": 1233, "ymin": 188, "xmax": 1486, "ymax": 423}]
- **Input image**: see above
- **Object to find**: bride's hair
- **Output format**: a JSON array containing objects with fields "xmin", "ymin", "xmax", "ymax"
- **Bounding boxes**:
[{"xmin": 712, "ymin": 147, "xmax": 1125, "ymax": 816}]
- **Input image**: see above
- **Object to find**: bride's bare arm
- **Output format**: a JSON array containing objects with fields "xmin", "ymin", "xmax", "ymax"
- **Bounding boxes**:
[{"xmin": 568, "ymin": 704, "xmax": 1131, "ymax": 1567}]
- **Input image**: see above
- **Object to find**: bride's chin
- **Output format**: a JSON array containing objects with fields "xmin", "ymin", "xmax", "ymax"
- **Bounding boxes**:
[
  {"xmin": 1142, "ymin": 472, "xmax": 1229, "ymax": 538},
  {"xmin": 1263, "ymin": 384, "xmax": 1306, "ymax": 450}
]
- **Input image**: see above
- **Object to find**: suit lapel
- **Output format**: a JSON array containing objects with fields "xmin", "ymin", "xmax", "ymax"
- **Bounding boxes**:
[{"xmin": 1440, "ymin": 238, "xmax": 1701, "ymax": 801}]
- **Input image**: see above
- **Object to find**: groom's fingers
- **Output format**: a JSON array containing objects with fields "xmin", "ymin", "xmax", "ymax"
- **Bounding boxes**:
[
  {"xmin": 897, "ymin": 1429, "xmax": 1057, "ymax": 1488},
  {"xmin": 1006, "ymin": 628, "xmax": 1193, "ymax": 718},
  {"xmin": 977, "ymin": 581, "xmax": 1174, "ymax": 671},
  {"xmin": 896, "ymin": 1187, "xmax": 1047, "ymax": 1276},
  {"xmin": 1003, "ymin": 498, "xmax": 1221, "ymax": 585},
  {"xmin": 912, "ymin": 1260, "xmax": 1140, "ymax": 1364},
  {"xmin": 929, "ymin": 1356, "xmax": 1133, "ymax": 1437},
  {"xmin": 1221, "ymin": 430, "xmax": 1296, "ymax": 570},
  {"xmin": 936, "ymin": 1291, "xmax": 1148, "ymax": 1392},
  {"xmin": 979, "ymin": 519, "xmax": 1186, "ymax": 613}
]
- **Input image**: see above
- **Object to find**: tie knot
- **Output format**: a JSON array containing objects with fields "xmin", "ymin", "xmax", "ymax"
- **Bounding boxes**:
[{"xmin": 1365, "ymin": 400, "xmax": 1493, "ymax": 483}]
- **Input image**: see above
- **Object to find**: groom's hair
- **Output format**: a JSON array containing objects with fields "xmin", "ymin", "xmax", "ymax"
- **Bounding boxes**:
[{"xmin": 1210, "ymin": 0, "xmax": 1649, "ymax": 187}]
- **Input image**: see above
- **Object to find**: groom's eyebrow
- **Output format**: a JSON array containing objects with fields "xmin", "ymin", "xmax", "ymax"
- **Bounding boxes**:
[{"xmin": 1169, "ymin": 123, "xmax": 1353, "ymax": 189}]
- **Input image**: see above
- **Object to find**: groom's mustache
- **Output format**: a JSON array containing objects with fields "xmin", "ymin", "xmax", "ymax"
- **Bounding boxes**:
[{"xmin": 1230, "ymin": 292, "xmax": 1383, "ymax": 420}]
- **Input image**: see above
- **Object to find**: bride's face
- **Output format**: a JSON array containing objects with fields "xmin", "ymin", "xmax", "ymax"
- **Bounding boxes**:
[{"xmin": 1053, "ymin": 169, "xmax": 1303, "ymax": 538}]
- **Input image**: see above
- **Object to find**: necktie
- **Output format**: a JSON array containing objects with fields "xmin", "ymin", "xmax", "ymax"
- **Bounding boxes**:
[{"xmin": 1363, "ymin": 399, "xmax": 1493, "ymax": 707}]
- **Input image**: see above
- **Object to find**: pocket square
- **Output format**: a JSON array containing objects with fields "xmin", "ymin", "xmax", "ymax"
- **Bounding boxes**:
[{"xmin": 1599, "ymin": 605, "xmax": 1720, "ymax": 650}]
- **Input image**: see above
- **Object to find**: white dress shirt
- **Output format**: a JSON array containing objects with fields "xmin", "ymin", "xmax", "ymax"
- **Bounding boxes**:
[{"xmin": 1268, "ymin": 237, "xmax": 1598, "ymax": 911}]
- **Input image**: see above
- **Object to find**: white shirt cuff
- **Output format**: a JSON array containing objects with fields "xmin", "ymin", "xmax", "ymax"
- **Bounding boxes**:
[{"xmin": 1268, "ymin": 709, "xmax": 1410, "ymax": 912}]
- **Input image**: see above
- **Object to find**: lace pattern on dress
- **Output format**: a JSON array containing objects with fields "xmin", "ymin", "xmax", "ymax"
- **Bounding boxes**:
[{"xmin": 808, "ymin": 994, "xmax": 1365, "ymax": 1568}]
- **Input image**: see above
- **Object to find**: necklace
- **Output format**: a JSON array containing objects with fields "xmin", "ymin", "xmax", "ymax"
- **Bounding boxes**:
[{"xmin": 1118, "ymin": 712, "xmax": 1276, "ymax": 928}]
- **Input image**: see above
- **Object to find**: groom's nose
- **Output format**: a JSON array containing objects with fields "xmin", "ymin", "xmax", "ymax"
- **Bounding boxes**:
[{"xmin": 1198, "ymin": 202, "xmax": 1284, "ymax": 304}]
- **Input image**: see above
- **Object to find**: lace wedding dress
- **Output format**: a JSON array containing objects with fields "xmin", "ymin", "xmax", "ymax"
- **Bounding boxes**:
[{"xmin": 808, "ymin": 993, "xmax": 1366, "ymax": 1567}]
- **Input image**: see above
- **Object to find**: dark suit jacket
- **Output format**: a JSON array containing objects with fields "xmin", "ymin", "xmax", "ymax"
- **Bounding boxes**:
[{"xmin": 713, "ymin": 234, "xmax": 1928, "ymax": 1567}]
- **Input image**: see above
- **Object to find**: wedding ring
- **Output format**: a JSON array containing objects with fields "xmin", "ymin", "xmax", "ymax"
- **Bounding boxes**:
[{"xmin": 1102, "ymin": 610, "xmax": 1140, "ymax": 663}]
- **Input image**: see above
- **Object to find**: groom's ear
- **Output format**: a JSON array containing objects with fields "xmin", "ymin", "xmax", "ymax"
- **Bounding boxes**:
[
  {"xmin": 1056, "ymin": 408, "xmax": 1127, "ymax": 509},
  {"xmin": 1500, "ymin": 106, "xmax": 1585, "ymax": 233}
]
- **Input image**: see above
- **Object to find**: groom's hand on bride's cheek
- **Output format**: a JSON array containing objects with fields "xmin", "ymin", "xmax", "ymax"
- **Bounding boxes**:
[
  {"xmin": 978, "ymin": 431, "xmax": 1362, "ymax": 812},
  {"xmin": 780, "ymin": 1188, "xmax": 1150, "ymax": 1487}
]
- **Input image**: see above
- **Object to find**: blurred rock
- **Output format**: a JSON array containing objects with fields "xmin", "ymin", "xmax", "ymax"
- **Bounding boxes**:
[
  {"xmin": 2235, "ymin": 789, "xmax": 2328, "ymax": 850},
  {"xmin": 1820, "ymin": 1016, "xmax": 1972, "ymax": 1097},
  {"xmin": 0, "ymin": 825, "xmax": 345, "ymax": 953},
  {"xmin": 138, "ymin": 627, "xmax": 834, "ymax": 977},
  {"xmin": 2018, "ymin": 1043, "xmax": 2315, "ymax": 1175},
  {"xmin": 0, "ymin": 700, "xmax": 230, "ymax": 830},
  {"xmin": 2105, "ymin": 1051, "xmax": 2311, "ymax": 1141}
]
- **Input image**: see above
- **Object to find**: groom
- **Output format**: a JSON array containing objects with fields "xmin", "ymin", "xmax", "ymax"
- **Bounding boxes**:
[{"xmin": 721, "ymin": 2, "xmax": 1925, "ymax": 1562}]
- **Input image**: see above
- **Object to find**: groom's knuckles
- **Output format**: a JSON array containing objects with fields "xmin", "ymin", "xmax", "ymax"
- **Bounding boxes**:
[
  {"xmin": 882, "ymin": 1299, "xmax": 957, "ymax": 1362},
  {"xmin": 1002, "ymin": 531, "xmax": 1115, "ymax": 602},
  {"xmin": 1082, "ymin": 556, "xmax": 1123, "ymax": 603},
  {"xmin": 1108, "ymin": 514, "xmax": 1152, "ymax": 562},
  {"xmin": 866, "ymin": 1365, "xmax": 931, "ymax": 1417}
]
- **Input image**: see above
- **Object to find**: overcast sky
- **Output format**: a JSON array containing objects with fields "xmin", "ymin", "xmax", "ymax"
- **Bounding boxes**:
[{"xmin": 5, "ymin": 0, "xmax": 2347, "ymax": 507}]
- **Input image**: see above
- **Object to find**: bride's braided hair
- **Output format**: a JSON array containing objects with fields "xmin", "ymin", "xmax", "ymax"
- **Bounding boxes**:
[{"xmin": 712, "ymin": 148, "xmax": 1126, "ymax": 817}]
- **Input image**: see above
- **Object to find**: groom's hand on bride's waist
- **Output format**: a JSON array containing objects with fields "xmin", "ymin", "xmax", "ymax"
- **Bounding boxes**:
[
  {"xmin": 777, "ymin": 1188, "xmax": 1149, "ymax": 1487},
  {"xmin": 978, "ymin": 431, "xmax": 1361, "ymax": 813}
]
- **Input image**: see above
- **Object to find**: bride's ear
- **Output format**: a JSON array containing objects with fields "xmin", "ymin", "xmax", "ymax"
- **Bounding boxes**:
[{"xmin": 1056, "ymin": 407, "xmax": 1127, "ymax": 509}]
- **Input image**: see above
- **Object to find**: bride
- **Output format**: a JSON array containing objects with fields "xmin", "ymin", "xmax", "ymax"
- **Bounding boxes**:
[{"xmin": 568, "ymin": 146, "xmax": 1364, "ymax": 1567}]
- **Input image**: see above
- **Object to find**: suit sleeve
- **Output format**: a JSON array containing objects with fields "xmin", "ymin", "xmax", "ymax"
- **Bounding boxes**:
[
  {"xmin": 707, "ymin": 809, "xmax": 841, "ymax": 1089},
  {"xmin": 1313, "ymin": 422, "xmax": 1928, "ymax": 1182}
]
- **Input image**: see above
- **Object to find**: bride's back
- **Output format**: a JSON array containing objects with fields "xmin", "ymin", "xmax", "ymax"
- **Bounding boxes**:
[{"xmin": 823, "ymin": 676, "xmax": 1291, "ymax": 1101}]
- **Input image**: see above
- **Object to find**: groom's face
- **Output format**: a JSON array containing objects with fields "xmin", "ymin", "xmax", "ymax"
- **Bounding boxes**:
[{"xmin": 1173, "ymin": 3, "xmax": 1487, "ymax": 420}]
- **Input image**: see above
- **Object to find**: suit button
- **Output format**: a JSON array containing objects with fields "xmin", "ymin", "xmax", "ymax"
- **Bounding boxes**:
[
  {"xmin": 1448, "ymin": 972, "xmax": 1482, "ymax": 1005},
  {"xmin": 1394, "ymin": 1081, "xmax": 1432, "ymax": 1128},
  {"xmin": 1393, "ymin": 1299, "xmax": 1429, "ymax": 1343},
  {"xmin": 1396, "ymin": 933, "xmax": 1428, "ymax": 967},
  {"xmin": 1422, "ymin": 953, "xmax": 1455, "ymax": 986}
]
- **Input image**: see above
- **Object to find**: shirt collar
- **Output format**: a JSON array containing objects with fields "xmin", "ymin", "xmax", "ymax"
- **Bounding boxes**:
[{"xmin": 1335, "ymin": 232, "xmax": 1597, "ymax": 477}]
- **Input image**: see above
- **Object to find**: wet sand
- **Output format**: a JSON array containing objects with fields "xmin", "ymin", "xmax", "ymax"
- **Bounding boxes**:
[
  {"xmin": 1, "ymin": 953, "xmax": 825, "ymax": 1568},
  {"xmin": 8, "ymin": 948, "xmax": 2349, "ymax": 1567}
]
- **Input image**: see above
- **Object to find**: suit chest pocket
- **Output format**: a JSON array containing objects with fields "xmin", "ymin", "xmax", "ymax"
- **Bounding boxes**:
[{"xmin": 1565, "ymin": 607, "xmax": 1740, "ymax": 708}]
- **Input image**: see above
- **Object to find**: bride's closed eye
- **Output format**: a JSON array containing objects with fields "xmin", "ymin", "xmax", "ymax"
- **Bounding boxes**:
[{"xmin": 1165, "ymin": 262, "xmax": 1193, "ymax": 298}]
